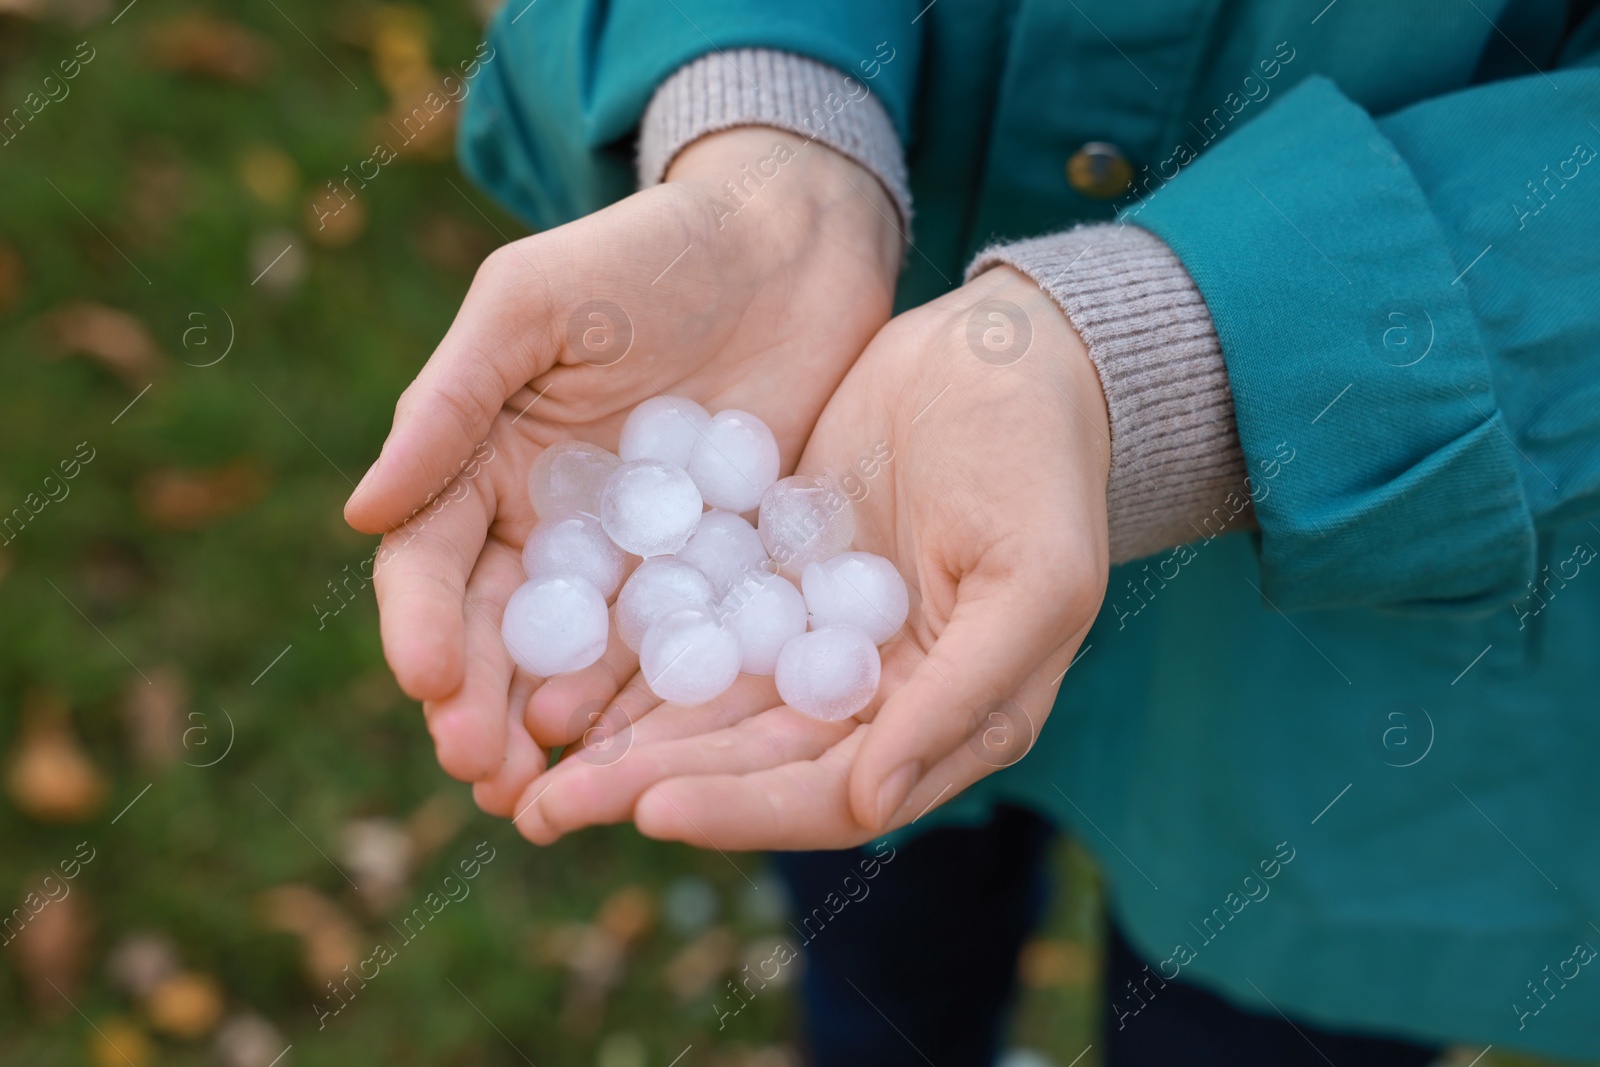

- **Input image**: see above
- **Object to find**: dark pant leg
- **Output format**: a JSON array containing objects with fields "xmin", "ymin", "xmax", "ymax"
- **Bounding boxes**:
[
  {"xmin": 773, "ymin": 805, "xmax": 1057, "ymax": 1067},
  {"xmin": 1103, "ymin": 918, "xmax": 1442, "ymax": 1067}
]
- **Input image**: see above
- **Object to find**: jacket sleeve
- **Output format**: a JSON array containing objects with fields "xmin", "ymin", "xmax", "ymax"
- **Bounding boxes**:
[
  {"xmin": 1127, "ymin": 61, "xmax": 1600, "ymax": 613},
  {"xmin": 456, "ymin": 0, "xmax": 922, "ymax": 231}
]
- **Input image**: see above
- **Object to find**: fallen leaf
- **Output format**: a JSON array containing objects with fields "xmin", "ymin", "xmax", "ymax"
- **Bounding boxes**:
[
  {"xmin": 379, "ymin": 85, "xmax": 458, "ymax": 160},
  {"xmin": 136, "ymin": 459, "xmax": 270, "ymax": 531},
  {"xmin": 248, "ymin": 230, "xmax": 307, "ymax": 292},
  {"xmin": 146, "ymin": 971, "xmax": 225, "ymax": 1039},
  {"xmin": 147, "ymin": 13, "xmax": 277, "ymax": 85},
  {"xmin": 123, "ymin": 665, "xmax": 186, "ymax": 769},
  {"xmin": 1017, "ymin": 938, "xmax": 1092, "ymax": 989},
  {"xmin": 304, "ymin": 187, "xmax": 368, "ymax": 247},
  {"xmin": 88, "ymin": 1017, "xmax": 154, "ymax": 1067},
  {"xmin": 256, "ymin": 884, "xmax": 361, "ymax": 985},
  {"xmin": 12, "ymin": 876, "xmax": 93, "ymax": 1015},
  {"xmin": 4, "ymin": 690, "xmax": 108, "ymax": 823},
  {"xmin": 414, "ymin": 214, "xmax": 496, "ymax": 275},
  {"xmin": 369, "ymin": 6, "xmax": 434, "ymax": 97},
  {"xmin": 107, "ymin": 932, "xmax": 181, "ymax": 998},
  {"xmin": 237, "ymin": 144, "xmax": 301, "ymax": 206},
  {"xmin": 740, "ymin": 937, "xmax": 795, "ymax": 990},
  {"xmin": 596, "ymin": 886, "xmax": 654, "ymax": 948},
  {"xmin": 340, "ymin": 817, "xmax": 412, "ymax": 913},
  {"xmin": 215, "ymin": 1012, "xmax": 289, "ymax": 1067},
  {"xmin": 662, "ymin": 926, "xmax": 737, "ymax": 1003},
  {"xmin": 406, "ymin": 789, "xmax": 468, "ymax": 862},
  {"xmin": 42, "ymin": 302, "xmax": 166, "ymax": 387}
]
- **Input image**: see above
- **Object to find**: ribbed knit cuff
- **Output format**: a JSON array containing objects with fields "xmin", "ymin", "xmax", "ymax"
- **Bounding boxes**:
[
  {"xmin": 969, "ymin": 225, "xmax": 1250, "ymax": 564},
  {"xmin": 638, "ymin": 48, "xmax": 912, "ymax": 233}
]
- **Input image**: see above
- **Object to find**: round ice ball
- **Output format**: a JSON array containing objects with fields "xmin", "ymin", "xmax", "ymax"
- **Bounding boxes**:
[
  {"xmin": 528, "ymin": 440, "xmax": 621, "ymax": 519},
  {"xmin": 687, "ymin": 409, "xmax": 779, "ymax": 513},
  {"xmin": 615, "ymin": 558, "xmax": 718, "ymax": 653},
  {"xmin": 678, "ymin": 510, "xmax": 770, "ymax": 597},
  {"xmin": 640, "ymin": 605, "xmax": 742, "ymax": 705},
  {"xmin": 719, "ymin": 572, "xmax": 808, "ymax": 676},
  {"xmin": 801, "ymin": 552, "xmax": 909, "ymax": 646},
  {"xmin": 774, "ymin": 625, "xmax": 881, "ymax": 721},
  {"xmin": 501, "ymin": 576, "xmax": 609, "ymax": 677},
  {"xmin": 521, "ymin": 509, "xmax": 627, "ymax": 599},
  {"xmin": 600, "ymin": 459, "xmax": 703, "ymax": 557},
  {"xmin": 619, "ymin": 395, "xmax": 711, "ymax": 469},
  {"xmin": 758, "ymin": 474, "xmax": 856, "ymax": 580}
]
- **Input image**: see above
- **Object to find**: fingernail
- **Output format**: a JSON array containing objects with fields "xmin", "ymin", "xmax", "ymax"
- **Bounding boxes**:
[{"xmin": 875, "ymin": 761, "xmax": 920, "ymax": 827}]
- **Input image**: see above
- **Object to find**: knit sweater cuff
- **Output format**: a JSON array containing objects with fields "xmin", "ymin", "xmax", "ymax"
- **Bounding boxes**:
[
  {"xmin": 638, "ymin": 48, "xmax": 912, "ymax": 233},
  {"xmin": 968, "ymin": 225, "xmax": 1250, "ymax": 564}
]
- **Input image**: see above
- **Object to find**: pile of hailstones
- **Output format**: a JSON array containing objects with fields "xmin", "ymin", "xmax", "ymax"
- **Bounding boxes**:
[{"xmin": 500, "ymin": 397, "xmax": 908, "ymax": 721}]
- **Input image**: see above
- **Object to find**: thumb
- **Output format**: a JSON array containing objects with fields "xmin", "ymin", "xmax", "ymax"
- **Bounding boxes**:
[
  {"xmin": 345, "ymin": 244, "xmax": 559, "ymax": 534},
  {"xmin": 848, "ymin": 566, "xmax": 1090, "ymax": 831}
]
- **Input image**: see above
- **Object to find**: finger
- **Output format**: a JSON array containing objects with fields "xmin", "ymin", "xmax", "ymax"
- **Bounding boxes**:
[
  {"xmin": 346, "ymin": 244, "xmax": 556, "ymax": 534},
  {"xmin": 529, "ymin": 686, "xmax": 840, "ymax": 840},
  {"xmin": 848, "ymin": 571, "xmax": 1086, "ymax": 832},
  {"xmin": 523, "ymin": 615, "xmax": 640, "ymax": 748},
  {"xmin": 632, "ymin": 709, "xmax": 1026, "ymax": 852},
  {"xmin": 372, "ymin": 473, "xmax": 495, "ymax": 701},
  {"xmin": 512, "ymin": 673, "xmax": 779, "ymax": 843},
  {"xmin": 419, "ymin": 536, "xmax": 525, "ymax": 782},
  {"xmin": 634, "ymin": 731, "xmax": 872, "ymax": 852},
  {"xmin": 471, "ymin": 675, "xmax": 548, "ymax": 817}
]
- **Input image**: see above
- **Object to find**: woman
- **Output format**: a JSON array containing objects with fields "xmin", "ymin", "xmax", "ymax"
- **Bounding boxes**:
[{"xmin": 347, "ymin": 1, "xmax": 1600, "ymax": 1062}]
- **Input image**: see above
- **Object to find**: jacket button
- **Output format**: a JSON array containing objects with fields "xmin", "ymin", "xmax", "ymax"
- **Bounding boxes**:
[{"xmin": 1066, "ymin": 141, "xmax": 1133, "ymax": 199}]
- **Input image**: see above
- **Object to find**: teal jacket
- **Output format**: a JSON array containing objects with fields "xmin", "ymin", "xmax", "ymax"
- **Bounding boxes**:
[{"xmin": 460, "ymin": 1, "xmax": 1600, "ymax": 1057}]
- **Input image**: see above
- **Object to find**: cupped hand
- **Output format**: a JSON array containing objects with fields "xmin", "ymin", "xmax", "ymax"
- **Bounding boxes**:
[
  {"xmin": 345, "ymin": 128, "xmax": 901, "ymax": 795},
  {"xmin": 520, "ymin": 266, "xmax": 1113, "ymax": 850}
]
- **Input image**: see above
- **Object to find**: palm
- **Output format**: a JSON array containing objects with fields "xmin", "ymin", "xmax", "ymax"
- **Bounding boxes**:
[
  {"xmin": 347, "ymin": 130, "xmax": 899, "ymax": 803},
  {"xmin": 519, "ymin": 268, "xmax": 1112, "ymax": 850}
]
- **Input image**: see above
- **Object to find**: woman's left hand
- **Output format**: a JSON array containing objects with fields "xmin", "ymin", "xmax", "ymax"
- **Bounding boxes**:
[{"xmin": 515, "ymin": 266, "xmax": 1114, "ymax": 849}]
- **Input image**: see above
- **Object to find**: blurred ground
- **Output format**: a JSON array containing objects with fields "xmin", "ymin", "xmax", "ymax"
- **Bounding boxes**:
[{"xmin": 0, "ymin": 2, "xmax": 1586, "ymax": 1066}]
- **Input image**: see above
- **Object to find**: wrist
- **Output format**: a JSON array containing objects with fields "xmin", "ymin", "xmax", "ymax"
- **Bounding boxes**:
[
  {"xmin": 965, "ymin": 265, "xmax": 1112, "ymax": 487},
  {"xmin": 666, "ymin": 127, "xmax": 900, "ymax": 279}
]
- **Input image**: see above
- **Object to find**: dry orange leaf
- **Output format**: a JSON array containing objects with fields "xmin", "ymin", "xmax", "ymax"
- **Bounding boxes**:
[
  {"xmin": 406, "ymin": 789, "xmax": 468, "ymax": 862},
  {"xmin": 43, "ymin": 302, "xmax": 166, "ymax": 387},
  {"xmin": 662, "ymin": 926, "xmax": 737, "ymax": 1003},
  {"xmin": 1017, "ymin": 937, "xmax": 1093, "ymax": 989},
  {"xmin": 136, "ymin": 459, "xmax": 270, "ymax": 531},
  {"xmin": 5, "ymin": 691, "xmax": 108, "ymax": 823},
  {"xmin": 238, "ymin": 144, "xmax": 301, "ymax": 207},
  {"xmin": 12, "ymin": 878, "xmax": 93, "ymax": 1015},
  {"xmin": 146, "ymin": 13, "xmax": 277, "ymax": 85},
  {"xmin": 596, "ymin": 886, "xmax": 655, "ymax": 948},
  {"xmin": 88, "ymin": 1017, "xmax": 154, "ymax": 1067},
  {"xmin": 146, "ymin": 971, "xmax": 225, "ymax": 1039},
  {"xmin": 123, "ymin": 664, "xmax": 187, "ymax": 769},
  {"xmin": 369, "ymin": 6, "xmax": 435, "ymax": 98},
  {"xmin": 304, "ymin": 188, "xmax": 368, "ymax": 247},
  {"xmin": 256, "ymin": 884, "xmax": 361, "ymax": 985}
]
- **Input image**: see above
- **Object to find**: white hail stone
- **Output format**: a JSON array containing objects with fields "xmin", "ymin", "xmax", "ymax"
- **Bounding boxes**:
[
  {"xmin": 600, "ymin": 458, "xmax": 703, "ymax": 557},
  {"xmin": 501, "ymin": 576, "xmax": 609, "ymax": 677}
]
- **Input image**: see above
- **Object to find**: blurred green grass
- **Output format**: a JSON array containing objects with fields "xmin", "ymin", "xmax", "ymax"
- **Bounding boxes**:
[{"xmin": 0, "ymin": 3, "xmax": 1584, "ymax": 1067}]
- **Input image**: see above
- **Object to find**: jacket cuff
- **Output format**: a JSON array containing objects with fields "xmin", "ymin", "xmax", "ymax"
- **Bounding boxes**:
[
  {"xmin": 968, "ymin": 224, "xmax": 1249, "ymax": 564},
  {"xmin": 638, "ymin": 48, "xmax": 912, "ymax": 232}
]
